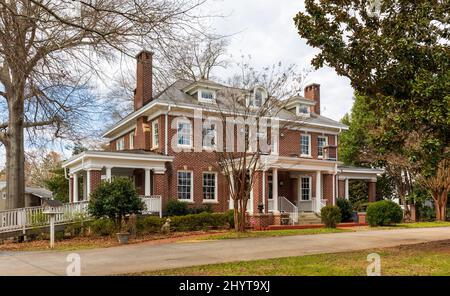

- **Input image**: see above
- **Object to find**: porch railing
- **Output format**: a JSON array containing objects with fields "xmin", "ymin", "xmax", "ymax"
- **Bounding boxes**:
[
  {"xmin": 140, "ymin": 195, "xmax": 162, "ymax": 218},
  {"xmin": 0, "ymin": 201, "xmax": 89, "ymax": 234},
  {"xmin": 278, "ymin": 196, "xmax": 298, "ymax": 225}
]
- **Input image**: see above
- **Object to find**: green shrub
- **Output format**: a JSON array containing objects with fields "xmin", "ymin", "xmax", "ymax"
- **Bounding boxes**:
[
  {"xmin": 136, "ymin": 216, "xmax": 164, "ymax": 235},
  {"xmin": 366, "ymin": 200, "xmax": 403, "ymax": 226},
  {"xmin": 170, "ymin": 212, "xmax": 228, "ymax": 231},
  {"xmin": 189, "ymin": 204, "xmax": 213, "ymax": 215},
  {"xmin": 320, "ymin": 205, "xmax": 342, "ymax": 228},
  {"xmin": 417, "ymin": 203, "xmax": 435, "ymax": 221},
  {"xmin": 336, "ymin": 199, "xmax": 353, "ymax": 222},
  {"xmin": 165, "ymin": 199, "xmax": 189, "ymax": 216},
  {"xmin": 89, "ymin": 218, "xmax": 115, "ymax": 236},
  {"xmin": 227, "ymin": 210, "xmax": 235, "ymax": 229},
  {"xmin": 89, "ymin": 177, "xmax": 144, "ymax": 231}
]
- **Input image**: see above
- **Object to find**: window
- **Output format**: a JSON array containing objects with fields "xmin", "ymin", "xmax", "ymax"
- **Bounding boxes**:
[
  {"xmin": 300, "ymin": 177, "xmax": 311, "ymax": 201},
  {"xmin": 199, "ymin": 89, "xmax": 216, "ymax": 102},
  {"xmin": 317, "ymin": 136, "xmax": 328, "ymax": 158},
  {"xmin": 116, "ymin": 137, "xmax": 125, "ymax": 151},
  {"xmin": 152, "ymin": 120, "xmax": 159, "ymax": 149},
  {"xmin": 1, "ymin": 192, "xmax": 6, "ymax": 200},
  {"xmin": 202, "ymin": 123, "xmax": 216, "ymax": 149},
  {"xmin": 298, "ymin": 105, "xmax": 310, "ymax": 115},
  {"xmin": 249, "ymin": 87, "xmax": 267, "ymax": 108},
  {"xmin": 268, "ymin": 175, "xmax": 273, "ymax": 200},
  {"xmin": 177, "ymin": 120, "xmax": 192, "ymax": 147},
  {"xmin": 177, "ymin": 171, "xmax": 193, "ymax": 201},
  {"xmin": 202, "ymin": 172, "xmax": 217, "ymax": 201},
  {"xmin": 129, "ymin": 133, "xmax": 134, "ymax": 150},
  {"xmin": 300, "ymin": 134, "xmax": 311, "ymax": 157}
]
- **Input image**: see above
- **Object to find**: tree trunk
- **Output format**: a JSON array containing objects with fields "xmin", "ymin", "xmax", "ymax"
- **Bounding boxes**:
[
  {"xmin": 434, "ymin": 200, "xmax": 443, "ymax": 221},
  {"xmin": 6, "ymin": 94, "xmax": 25, "ymax": 209}
]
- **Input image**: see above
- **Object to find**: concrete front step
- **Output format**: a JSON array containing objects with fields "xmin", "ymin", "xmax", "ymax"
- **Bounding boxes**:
[{"xmin": 298, "ymin": 212, "xmax": 321, "ymax": 225}]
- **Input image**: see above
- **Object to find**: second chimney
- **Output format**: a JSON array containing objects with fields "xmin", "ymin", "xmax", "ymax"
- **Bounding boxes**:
[
  {"xmin": 134, "ymin": 50, "xmax": 153, "ymax": 110},
  {"xmin": 304, "ymin": 83, "xmax": 320, "ymax": 115}
]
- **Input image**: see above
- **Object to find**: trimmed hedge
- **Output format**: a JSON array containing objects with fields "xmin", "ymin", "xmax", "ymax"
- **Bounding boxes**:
[
  {"xmin": 136, "ymin": 216, "xmax": 164, "ymax": 235},
  {"xmin": 321, "ymin": 205, "xmax": 342, "ymax": 228},
  {"xmin": 170, "ymin": 212, "xmax": 229, "ymax": 231},
  {"xmin": 366, "ymin": 200, "xmax": 403, "ymax": 226},
  {"xmin": 89, "ymin": 218, "xmax": 115, "ymax": 236},
  {"xmin": 165, "ymin": 199, "xmax": 213, "ymax": 216}
]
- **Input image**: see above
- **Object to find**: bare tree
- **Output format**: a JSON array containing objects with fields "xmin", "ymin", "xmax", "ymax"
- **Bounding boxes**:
[
  {"xmin": 0, "ymin": 0, "xmax": 212, "ymax": 209},
  {"xmin": 207, "ymin": 59, "xmax": 309, "ymax": 231}
]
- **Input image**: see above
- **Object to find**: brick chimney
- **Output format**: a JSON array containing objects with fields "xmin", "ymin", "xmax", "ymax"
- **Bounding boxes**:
[
  {"xmin": 134, "ymin": 50, "xmax": 153, "ymax": 110},
  {"xmin": 304, "ymin": 83, "xmax": 320, "ymax": 114}
]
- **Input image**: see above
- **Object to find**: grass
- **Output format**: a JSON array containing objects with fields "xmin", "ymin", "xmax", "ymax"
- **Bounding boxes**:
[
  {"xmin": 195, "ymin": 228, "xmax": 351, "ymax": 240},
  {"xmin": 134, "ymin": 239, "xmax": 450, "ymax": 276},
  {"xmin": 396, "ymin": 221, "xmax": 450, "ymax": 228}
]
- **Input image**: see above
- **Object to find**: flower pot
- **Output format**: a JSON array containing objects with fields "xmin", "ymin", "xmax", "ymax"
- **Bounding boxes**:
[{"xmin": 116, "ymin": 232, "xmax": 130, "ymax": 244}]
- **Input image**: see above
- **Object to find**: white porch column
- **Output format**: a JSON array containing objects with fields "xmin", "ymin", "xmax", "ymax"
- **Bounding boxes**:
[
  {"xmin": 73, "ymin": 173, "xmax": 79, "ymax": 203},
  {"xmin": 345, "ymin": 178, "xmax": 349, "ymax": 200},
  {"xmin": 86, "ymin": 170, "xmax": 91, "ymax": 200},
  {"xmin": 144, "ymin": 169, "xmax": 151, "ymax": 196},
  {"xmin": 106, "ymin": 167, "xmax": 112, "ymax": 182},
  {"xmin": 316, "ymin": 171, "xmax": 322, "ymax": 213},
  {"xmin": 229, "ymin": 174, "xmax": 235, "ymax": 210},
  {"xmin": 273, "ymin": 168, "xmax": 279, "ymax": 213},
  {"xmin": 262, "ymin": 170, "xmax": 266, "ymax": 209},
  {"xmin": 332, "ymin": 174, "xmax": 336, "ymax": 206}
]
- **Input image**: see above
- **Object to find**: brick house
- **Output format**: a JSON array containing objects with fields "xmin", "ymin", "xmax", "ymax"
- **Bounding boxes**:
[{"xmin": 62, "ymin": 51, "xmax": 382, "ymax": 224}]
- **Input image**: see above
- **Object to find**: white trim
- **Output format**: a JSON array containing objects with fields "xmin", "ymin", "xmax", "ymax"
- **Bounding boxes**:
[
  {"xmin": 298, "ymin": 175, "xmax": 312, "ymax": 202},
  {"xmin": 63, "ymin": 151, "xmax": 173, "ymax": 167},
  {"xmin": 116, "ymin": 137, "xmax": 125, "ymax": 151},
  {"xmin": 202, "ymin": 122, "xmax": 217, "ymax": 150},
  {"xmin": 300, "ymin": 133, "xmax": 312, "ymax": 157},
  {"xmin": 177, "ymin": 170, "xmax": 194, "ymax": 202},
  {"xmin": 202, "ymin": 171, "xmax": 218, "ymax": 203},
  {"xmin": 129, "ymin": 132, "xmax": 134, "ymax": 150},
  {"xmin": 151, "ymin": 120, "xmax": 159, "ymax": 149},
  {"xmin": 198, "ymin": 89, "xmax": 217, "ymax": 103},
  {"xmin": 109, "ymin": 125, "xmax": 137, "ymax": 142}
]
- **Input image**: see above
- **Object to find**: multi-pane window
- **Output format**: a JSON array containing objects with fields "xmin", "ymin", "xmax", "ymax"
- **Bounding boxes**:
[
  {"xmin": 202, "ymin": 172, "xmax": 217, "ymax": 201},
  {"xmin": 317, "ymin": 136, "xmax": 328, "ymax": 158},
  {"xmin": 300, "ymin": 177, "xmax": 311, "ymax": 201},
  {"xmin": 177, "ymin": 121, "xmax": 192, "ymax": 147},
  {"xmin": 202, "ymin": 124, "xmax": 216, "ymax": 149},
  {"xmin": 116, "ymin": 137, "xmax": 125, "ymax": 151},
  {"xmin": 298, "ymin": 105, "xmax": 309, "ymax": 114},
  {"xmin": 200, "ymin": 90, "xmax": 215, "ymax": 101},
  {"xmin": 300, "ymin": 134, "xmax": 311, "ymax": 156},
  {"xmin": 152, "ymin": 120, "xmax": 159, "ymax": 148},
  {"xmin": 177, "ymin": 171, "xmax": 192, "ymax": 200}
]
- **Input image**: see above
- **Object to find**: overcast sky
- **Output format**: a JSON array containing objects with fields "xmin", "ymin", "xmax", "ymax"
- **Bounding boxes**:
[
  {"xmin": 0, "ymin": 0, "xmax": 356, "ymax": 169},
  {"xmin": 206, "ymin": 0, "xmax": 354, "ymax": 120}
]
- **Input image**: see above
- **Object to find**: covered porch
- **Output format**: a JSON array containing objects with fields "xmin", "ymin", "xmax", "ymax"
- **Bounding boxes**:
[{"xmin": 62, "ymin": 151, "xmax": 173, "ymax": 216}]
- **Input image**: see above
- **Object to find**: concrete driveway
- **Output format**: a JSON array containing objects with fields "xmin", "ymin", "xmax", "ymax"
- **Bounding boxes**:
[{"xmin": 1, "ymin": 227, "xmax": 450, "ymax": 276}]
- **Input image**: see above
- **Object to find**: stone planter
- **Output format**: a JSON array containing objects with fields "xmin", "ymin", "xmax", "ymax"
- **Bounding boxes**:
[{"xmin": 116, "ymin": 232, "xmax": 130, "ymax": 244}]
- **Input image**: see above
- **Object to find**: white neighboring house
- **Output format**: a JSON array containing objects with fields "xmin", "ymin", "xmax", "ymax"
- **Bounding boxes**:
[{"xmin": 0, "ymin": 181, "xmax": 53, "ymax": 211}]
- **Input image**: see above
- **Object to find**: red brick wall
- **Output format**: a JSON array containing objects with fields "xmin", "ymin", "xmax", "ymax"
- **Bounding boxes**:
[
  {"xmin": 323, "ymin": 174, "xmax": 334, "ymax": 205},
  {"xmin": 89, "ymin": 170, "xmax": 102, "ymax": 196},
  {"xmin": 368, "ymin": 181, "xmax": 376, "ymax": 202},
  {"xmin": 338, "ymin": 180, "xmax": 345, "ymax": 198},
  {"xmin": 135, "ymin": 116, "xmax": 151, "ymax": 150},
  {"xmin": 134, "ymin": 51, "xmax": 153, "ymax": 110}
]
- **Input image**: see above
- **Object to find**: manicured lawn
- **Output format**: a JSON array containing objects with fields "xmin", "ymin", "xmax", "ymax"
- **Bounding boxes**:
[
  {"xmin": 396, "ymin": 221, "xmax": 450, "ymax": 228},
  {"xmin": 196, "ymin": 228, "xmax": 351, "ymax": 240},
  {"xmin": 136, "ymin": 239, "xmax": 450, "ymax": 276}
]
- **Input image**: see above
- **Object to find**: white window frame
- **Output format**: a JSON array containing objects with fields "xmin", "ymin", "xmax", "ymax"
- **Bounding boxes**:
[
  {"xmin": 202, "ymin": 172, "xmax": 218, "ymax": 203},
  {"xmin": 297, "ymin": 105, "xmax": 310, "ymax": 116},
  {"xmin": 129, "ymin": 132, "xmax": 134, "ymax": 150},
  {"xmin": 116, "ymin": 137, "xmax": 125, "ymax": 151},
  {"xmin": 317, "ymin": 135, "xmax": 328, "ymax": 159},
  {"xmin": 198, "ymin": 89, "xmax": 216, "ymax": 103},
  {"xmin": 177, "ymin": 170, "xmax": 193, "ymax": 202},
  {"xmin": 152, "ymin": 120, "xmax": 159, "ymax": 149},
  {"xmin": 202, "ymin": 123, "xmax": 216, "ymax": 150},
  {"xmin": 300, "ymin": 176, "xmax": 312, "ymax": 201},
  {"xmin": 248, "ymin": 87, "xmax": 267, "ymax": 108},
  {"xmin": 177, "ymin": 119, "xmax": 192, "ymax": 148},
  {"xmin": 300, "ymin": 134, "xmax": 311, "ymax": 157}
]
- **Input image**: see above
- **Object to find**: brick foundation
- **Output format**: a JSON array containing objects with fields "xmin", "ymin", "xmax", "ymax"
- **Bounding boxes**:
[{"xmin": 249, "ymin": 213, "xmax": 273, "ymax": 230}]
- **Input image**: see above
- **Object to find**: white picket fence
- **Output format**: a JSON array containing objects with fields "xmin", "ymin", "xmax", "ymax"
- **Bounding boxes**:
[
  {"xmin": 0, "ymin": 201, "xmax": 89, "ymax": 234},
  {"xmin": 0, "ymin": 195, "xmax": 163, "ymax": 234}
]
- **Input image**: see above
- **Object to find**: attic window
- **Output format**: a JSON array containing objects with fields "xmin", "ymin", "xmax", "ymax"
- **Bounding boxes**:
[
  {"xmin": 298, "ymin": 105, "xmax": 310, "ymax": 115},
  {"xmin": 198, "ymin": 89, "xmax": 216, "ymax": 102},
  {"xmin": 249, "ymin": 87, "xmax": 268, "ymax": 108}
]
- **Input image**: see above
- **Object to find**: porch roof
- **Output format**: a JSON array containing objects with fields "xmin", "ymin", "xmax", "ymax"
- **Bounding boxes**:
[
  {"xmin": 62, "ymin": 150, "xmax": 173, "ymax": 174},
  {"xmin": 337, "ymin": 165, "xmax": 384, "ymax": 181}
]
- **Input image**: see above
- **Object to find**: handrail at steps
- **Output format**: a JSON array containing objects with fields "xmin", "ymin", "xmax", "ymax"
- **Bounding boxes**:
[{"xmin": 278, "ymin": 196, "xmax": 298, "ymax": 225}]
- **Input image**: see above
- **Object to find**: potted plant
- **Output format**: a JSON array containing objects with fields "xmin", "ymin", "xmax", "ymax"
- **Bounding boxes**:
[{"xmin": 88, "ymin": 177, "xmax": 144, "ymax": 244}]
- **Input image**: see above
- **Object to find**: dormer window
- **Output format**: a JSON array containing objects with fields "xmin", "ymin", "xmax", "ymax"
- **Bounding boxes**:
[
  {"xmin": 298, "ymin": 105, "xmax": 310, "ymax": 115},
  {"xmin": 198, "ymin": 89, "xmax": 216, "ymax": 102},
  {"xmin": 249, "ymin": 87, "xmax": 267, "ymax": 108}
]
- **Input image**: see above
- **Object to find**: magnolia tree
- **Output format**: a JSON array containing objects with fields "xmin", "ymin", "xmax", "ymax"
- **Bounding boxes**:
[
  {"xmin": 0, "ymin": 0, "xmax": 215, "ymax": 209},
  {"xmin": 175, "ymin": 59, "xmax": 309, "ymax": 231}
]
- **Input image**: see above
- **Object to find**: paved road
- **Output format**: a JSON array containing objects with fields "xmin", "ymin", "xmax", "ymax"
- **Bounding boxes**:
[{"xmin": 1, "ymin": 227, "xmax": 450, "ymax": 276}]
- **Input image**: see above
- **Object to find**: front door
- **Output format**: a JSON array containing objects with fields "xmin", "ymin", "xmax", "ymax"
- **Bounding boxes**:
[{"xmin": 298, "ymin": 176, "xmax": 313, "ymax": 212}]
